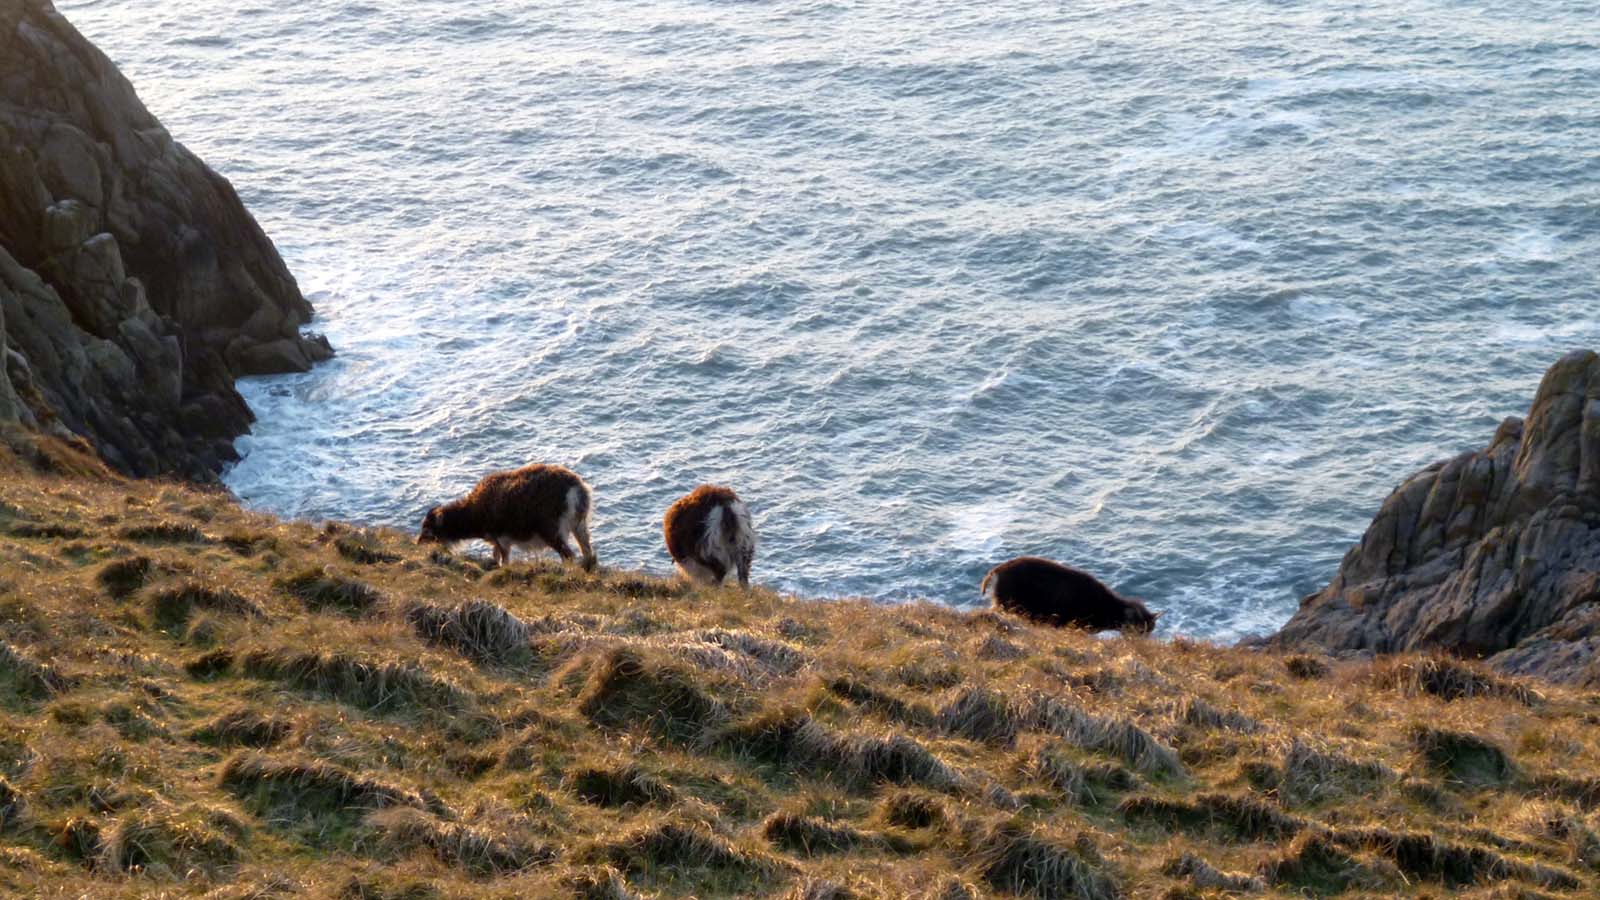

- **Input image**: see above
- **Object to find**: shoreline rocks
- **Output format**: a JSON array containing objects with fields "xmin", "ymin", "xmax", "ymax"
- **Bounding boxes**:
[
  {"xmin": 1268, "ymin": 350, "xmax": 1600, "ymax": 687},
  {"xmin": 0, "ymin": 0, "xmax": 330, "ymax": 479}
]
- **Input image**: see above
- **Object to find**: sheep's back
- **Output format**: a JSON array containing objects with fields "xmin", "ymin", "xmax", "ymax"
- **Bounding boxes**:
[
  {"xmin": 468, "ymin": 464, "xmax": 587, "ymax": 537},
  {"xmin": 663, "ymin": 485, "xmax": 740, "ymax": 563}
]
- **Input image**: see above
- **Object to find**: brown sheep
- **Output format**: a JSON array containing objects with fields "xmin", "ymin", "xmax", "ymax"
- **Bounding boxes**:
[
  {"xmin": 982, "ymin": 556, "xmax": 1159, "ymax": 634},
  {"xmin": 662, "ymin": 485, "xmax": 756, "ymax": 587},
  {"xmin": 418, "ymin": 464, "xmax": 595, "ymax": 569}
]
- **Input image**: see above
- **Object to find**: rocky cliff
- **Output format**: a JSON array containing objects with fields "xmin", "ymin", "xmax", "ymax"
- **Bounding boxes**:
[
  {"xmin": 0, "ymin": 0, "xmax": 329, "ymax": 479},
  {"xmin": 1270, "ymin": 350, "xmax": 1600, "ymax": 686}
]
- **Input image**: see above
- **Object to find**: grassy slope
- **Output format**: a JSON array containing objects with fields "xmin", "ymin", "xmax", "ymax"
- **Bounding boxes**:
[{"xmin": 0, "ymin": 460, "xmax": 1596, "ymax": 898}]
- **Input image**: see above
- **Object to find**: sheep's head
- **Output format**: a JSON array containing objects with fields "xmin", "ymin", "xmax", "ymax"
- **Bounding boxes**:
[
  {"xmin": 417, "ymin": 507, "xmax": 442, "ymax": 544},
  {"xmin": 1123, "ymin": 599, "xmax": 1161, "ymax": 635}
]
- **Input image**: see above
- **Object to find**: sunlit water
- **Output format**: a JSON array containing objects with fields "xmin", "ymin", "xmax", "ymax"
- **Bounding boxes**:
[{"xmin": 60, "ymin": 0, "xmax": 1600, "ymax": 639}]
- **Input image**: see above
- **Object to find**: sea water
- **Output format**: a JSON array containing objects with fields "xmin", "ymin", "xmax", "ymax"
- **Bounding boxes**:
[{"xmin": 59, "ymin": 0, "xmax": 1600, "ymax": 639}]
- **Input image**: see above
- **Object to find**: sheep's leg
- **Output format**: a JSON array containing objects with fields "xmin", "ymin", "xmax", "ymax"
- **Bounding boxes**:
[
  {"xmin": 736, "ymin": 550, "xmax": 752, "ymax": 589},
  {"xmin": 488, "ymin": 538, "xmax": 508, "ymax": 567},
  {"xmin": 678, "ymin": 559, "xmax": 718, "ymax": 585},
  {"xmin": 572, "ymin": 521, "xmax": 596, "ymax": 571},
  {"xmin": 544, "ymin": 530, "xmax": 575, "ymax": 563}
]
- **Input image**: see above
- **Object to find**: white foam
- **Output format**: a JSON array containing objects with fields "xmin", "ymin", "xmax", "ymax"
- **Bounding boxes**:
[
  {"xmin": 940, "ymin": 502, "xmax": 1017, "ymax": 557},
  {"xmin": 1498, "ymin": 229, "xmax": 1563, "ymax": 263},
  {"xmin": 1287, "ymin": 295, "xmax": 1362, "ymax": 325}
]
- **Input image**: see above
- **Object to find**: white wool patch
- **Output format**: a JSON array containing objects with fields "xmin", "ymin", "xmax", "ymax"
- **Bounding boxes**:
[
  {"xmin": 698, "ymin": 501, "xmax": 757, "ymax": 574},
  {"xmin": 557, "ymin": 484, "xmax": 584, "ymax": 540},
  {"xmin": 699, "ymin": 505, "xmax": 728, "ymax": 567}
]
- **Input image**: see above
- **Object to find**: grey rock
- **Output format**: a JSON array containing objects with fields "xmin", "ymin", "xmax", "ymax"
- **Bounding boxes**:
[
  {"xmin": 1269, "ymin": 350, "xmax": 1600, "ymax": 686},
  {"xmin": 0, "ymin": 0, "xmax": 332, "ymax": 478},
  {"xmin": 83, "ymin": 337, "xmax": 135, "ymax": 392},
  {"xmin": 38, "ymin": 121, "xmax": 105, "ymax": 210},
  {"xmin": 39, "ymin": 199, "xmax": 95, "ymax": 253},
  {"xmin": 227, "ymin": 336, "xmax": 312, "ymax": 376},
  {"xmin": 117, "ymin": 315, "xmax": 182, "ymax": 407}
]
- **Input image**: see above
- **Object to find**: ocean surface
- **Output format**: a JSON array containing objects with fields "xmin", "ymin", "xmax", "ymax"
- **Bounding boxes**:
[{"xmin": 60, "ymin": 0, "xmax": 1599, "ymax": 639}]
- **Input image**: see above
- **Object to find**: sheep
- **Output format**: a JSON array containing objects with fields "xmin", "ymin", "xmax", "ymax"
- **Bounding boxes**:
[
  {"xmin": 418, "ymin": 464, "xmax": 596, "ymax": 569},
  {"xmin": 662, "ymin": 485, "xmax": 756, "ymax": 587},
  {"xmin": 981, "ymin": 556, "xmax": 1159, "ymax": 634}
]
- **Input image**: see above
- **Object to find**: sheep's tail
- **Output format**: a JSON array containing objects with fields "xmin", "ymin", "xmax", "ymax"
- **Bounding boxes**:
[
  {"xmin": 721, "ymin": 500, "xmax": 755, "ymax": 555},
  {"xmin": 699, "ymin": 500, "xmax": 756, "ymax": 585}
]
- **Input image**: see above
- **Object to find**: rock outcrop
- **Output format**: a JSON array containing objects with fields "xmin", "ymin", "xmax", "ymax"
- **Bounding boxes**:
[
  {"xmin": 1270, "ymin": 350, "xmax": 1600, "ymax": 686},
  {"xmin": 0, "ymin": 0, "xmax": 330, "ymax": 478}
]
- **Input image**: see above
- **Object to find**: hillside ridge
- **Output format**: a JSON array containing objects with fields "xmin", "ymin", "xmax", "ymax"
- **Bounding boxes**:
[{"xmin": 0, "ymin": 460, "xmax": 1595, "ymax": 898}]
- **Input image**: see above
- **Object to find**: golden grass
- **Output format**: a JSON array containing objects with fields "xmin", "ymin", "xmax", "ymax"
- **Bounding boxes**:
[{"xmin": 0, "ymin": 465, "xmax": 1596, "ymax": 897}]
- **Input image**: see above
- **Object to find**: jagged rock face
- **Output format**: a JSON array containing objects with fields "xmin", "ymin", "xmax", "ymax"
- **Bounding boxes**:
[
  {"xmin": 0, "ymin": 0, "xmax": 330, "ymax": 478},
  {"xmin": 1271, "ymin": 350, "xmax": 1600, "ymax": 686}
]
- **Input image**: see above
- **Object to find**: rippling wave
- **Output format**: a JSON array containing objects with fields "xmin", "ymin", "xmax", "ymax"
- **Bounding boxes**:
[{"xmin": 60, "ymin": 0, "xmax": 1600, "ymax": 639}]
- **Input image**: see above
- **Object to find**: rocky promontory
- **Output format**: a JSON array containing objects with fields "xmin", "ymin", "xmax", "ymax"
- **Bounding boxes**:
[
  {"xmin": 0, "ymin": 0, "xmax": 329, "ymax": 479},
  {"xmin": 1270, "ymin": 349, "xmax": 1600, "ymax": 687}
]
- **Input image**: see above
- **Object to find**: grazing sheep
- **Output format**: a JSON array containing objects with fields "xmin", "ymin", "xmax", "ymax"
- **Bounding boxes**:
[
  {"xmin": 982, "ymin": 556, "xmax": 1159, "ymax": 634},
  {"xmin": 663, "ymin": 485, "xmax": 756, "ymax": 587},
  {"xmin": 418, "ymin": 464, "xmax": 596, "ymax": 569}
]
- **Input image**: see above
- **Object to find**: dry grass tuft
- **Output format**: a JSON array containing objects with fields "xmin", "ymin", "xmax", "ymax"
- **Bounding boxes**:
[
  {"xmin": 0, "ymin": 639, "xmax": 71, "ymax": 700},
  {"xmin": 189, "ymin": 709, "xmax": 292, "ymax": 748},
  {"xmin": 878, "ymin": 790, "xmax": 949, "ymax": 831},
  {"xmin": 1024, "ymin": 745, "xmax": 1139, "ymax": 806},
  {"xmin": 280, "ymin": 567, "xmax": 383, "ymax": 616},
  {"xmin": 715, "ymin": 710, "xmax": 961, "ymax": 791},
  {"xmin": 240, "ymin": 648, "xmax": 466, "ymax": 713},
  {"xmin": 1517, "ymin": 804, "xmax": 1600, "ymax": 873},
  {"xmin": 1333, "ymin": 827, "xmax": 1582, "ymax": 889},
  {"xmin": 760, "ymin": 811, "xmax": 879, "ymax": 856},
  {"xmin": 1411, "ymin": 726, "xmax": 1516, "ymax": 785},
  {"xmin": 695, "ymin": 629, "xmax": 810, "ymax": 675},
  {"xmin": 185, "ymin": 647, "xmax": 236, "ymax": 679},
  {"xmin": 96, "ymin": 802, "xmax": 241, "ymax": 875},
  {"xmin": 407, "ymin": 599, "xmax": 532, "ymax": 666},
  {"xmin": 939, "ymin": 686, "xmax": 1024, "ymax": 746},
  {"xmin": 825, "ymin": 676, "xmax": 937, "ymax": 729},
  {"xmin": 0, "ymin": 775, "xmax": 26, "ymax": 829},
  {"xmin": 1374, "ymin": 655, "xmax": 1543, "ymax": 705},
  {"xmin": 334, "ymin": 534, "xmax": 402, "ymax": 565},
  {"xmin": 1119, "ymin": 792, "xmax": 1304, "ymax": 842},
  {"xmin": 95, "ymin": 555, "xmax": 154, "ymax": 598},
  {"xmin": 1284, "ymin": 655, "xmax": 1331, "ymax": 679},
  {"xmin": 8, "ymin": 521, "xmax": 86, "ymax": 540},
  {"xmin": 785, "ymin": 877, "xmax": 860, "ymax": 900},
  {"xmin": 577, "ymin": 647, "xmax": 729, "ymax": 741},
  {"xmin": 219, "ymin": 752, "xmax": 437, "ymax": 823},
  {"xmin": 598, "ymin": 818, "xmax": 781, "ymax": 881},
  {"xmin": 120, "ymin": 521, "xmax": 208, "ymax": 544},
  {"xmin": 1260, "ymin": 830, "xmax": 1399, "ymax": 894},
  {"xmin": 563, "ymin": 865, "xmax": 650, "ymax": 900},
  {"xmin": 335, "ymin": 873, "xmax": 446, "ymax": 899},
  {"xmin": 147, "ymin": 580, "xmax": 265, "ymax": 630},
  {"xmin": 967, "ymin": 820, "xmax": 1119, "ymax": 900},
  {"xmin": 51, "ymin": 815, "xmax": 102, "ymax": 862},
  {"xmin": 568, "ymin": 764, "xmax": 676, "ymax": 809},
  {"xmin": 1027, "ymin": 695, "xmax": 1185, "ymax": 778},
  {"xmin": 1280, "ymin": 738, "xmax": 1396, "ymax": 805},
  {"xmin": 362, "ymin": 806, "xmax": 553, "ymax": 876},
  {"xmin": 1531, "ymin": 773, "xmax": 1600, "ymax": 810},
  {"xmin": 1176, "ymin": 696, "xmax": 1262, "ymax": 734},
  {"xmin": 1161, "ymin": 851, "xmax": 1266, "ymax": 893}
]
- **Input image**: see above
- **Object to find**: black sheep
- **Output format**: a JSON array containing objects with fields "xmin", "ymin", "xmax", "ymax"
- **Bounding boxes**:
[{"xmin": 982, "ymin": 556, "xmax": 1159, "ymax": 634}]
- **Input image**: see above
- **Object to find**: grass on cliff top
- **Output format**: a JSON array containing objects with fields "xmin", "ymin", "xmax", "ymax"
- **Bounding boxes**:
[{"xmin": 0, "ymin": 443, "xmax": 1598, "ymax": 898}]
